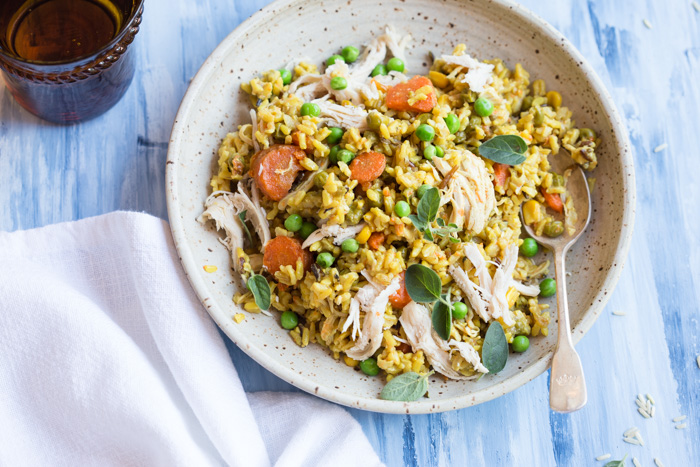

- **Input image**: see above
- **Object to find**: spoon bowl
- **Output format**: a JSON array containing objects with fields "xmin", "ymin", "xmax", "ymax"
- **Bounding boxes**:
[{"xmin": 522, "ymin": 153, "xmax": 592, "ymax": 412}]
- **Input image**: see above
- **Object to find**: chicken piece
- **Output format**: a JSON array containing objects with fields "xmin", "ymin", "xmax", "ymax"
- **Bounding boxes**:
[
  {"xmin": 439, "ymin": 53, "xmax": 494, "ymax": 92},
  {"xmin": 301, "ymin": 223, "xmax": 367, "ymax": 249},
  {"xmin": 345, "ymin": 276, "xmax": 400, "ymax": 361},
  {"xmin": 399, "ymin": 301, "xmax": 471, "ymax": 380},
  {"xmin": 433, "ymin": 149, "xmax": 495, "ymax": 234},
  {"xmin": 448, "ymin": 340, "xmax": 489, "ymax": 374},
  {"xmin": 314, "ymin": 99, "xmax": 369, "ymax": 131}
]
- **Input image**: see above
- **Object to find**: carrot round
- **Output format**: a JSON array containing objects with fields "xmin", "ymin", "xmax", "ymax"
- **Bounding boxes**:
[
  {"xmin": 249, "ymin": 144, "xmax": 304, "ymax": 201},
  {"xmin": 389, "ymin": 271, "xmax": 411, "ymax": 309},
  {"xmin": 493, "ymin": 163, "xmax": 510, "ymax": 188},
  {"xmin": 386, "ymin": 76, "xmax": 437, "ymax": 113},
  {"xmin": 349, "ymin": 151, "xmax": 386, "ymax": 184},
  {"xmin": 263, "ymin": 236, "xmax": 312, "ymax": 275},
  {"xmin": 367, "ymin": 232, "xmax": 385, "ymax": 250},
  {"xmin": 541, "ymin": 189, "xmax": 564, "ymax": 213}
]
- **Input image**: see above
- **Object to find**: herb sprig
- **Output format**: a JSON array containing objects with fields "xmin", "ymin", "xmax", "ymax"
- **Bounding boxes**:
[
  {"xmin": 246, "ymin": 274, "xmax": 271, "ymax": 311},
  {"xmin": 405, "ymin": 264, "xmax": 453, "ymax": 340},
  {"xmin": 482, "ymin": 321, "xmax": 508, "ymax": 373},
  {"xmin": 478, "ymin": 134, "xmax": 528, "ymax": 165},
  {"xmin": 603, "ymin": 454, "xmax": 628, "ymax": 467},
  {"xmin": 380, "ymin": 371, "xmax": 434, "ymax": 401},
  {"xmin": 408, "ymin": 187, "xmax": 460, "ymax": 243}
]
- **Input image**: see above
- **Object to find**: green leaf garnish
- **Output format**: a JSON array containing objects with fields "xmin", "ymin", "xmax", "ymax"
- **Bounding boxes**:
[
  {"xmin": 478, "ymin": 134, "xmax": 528, "ymax": 165},
  {"xmin": 238, "ymin": 210, "xmax": 253, "ymax": 245},
  {"xmin": 246, "ymin": 274, "xmax": 271, "ymax": 311},
  {"xmin": 408, "ymin": 187, "xmax": 461, "ymax": 243},
  {"xmin": 603, "ymin": 454, "xmax": 628, "ymax": 467},
  {"xmin": 379, "ymin": 371, "xmax": 433, "ymax": 401},
  {"xmin": 432, "ymin": 300, "xmax": 452, "ymax": 340},
  {"xmin": 405, "ymin": 264, "xmax": 442, "ymax": 303},
  {"xmin": 416, "ymin": 187, "xmax": 440, "ymax": 223},
  {"xmin": 482, "ymin": 321, "xmax": 508, "ymax": 373},
  {"xmin": 408, "ymin": 214, "xmax": 427, "ymax": 231}
]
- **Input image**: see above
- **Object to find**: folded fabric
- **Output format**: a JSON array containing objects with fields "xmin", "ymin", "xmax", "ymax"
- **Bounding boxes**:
[{"xmin": 0, "ymin": 212, "xmax": 383, "ymax": 467}]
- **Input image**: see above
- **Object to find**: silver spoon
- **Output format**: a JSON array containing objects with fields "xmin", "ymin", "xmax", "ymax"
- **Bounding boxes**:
[{"xmin": 521, "ymin": 156, "xmax": 591, "ymax": 413}]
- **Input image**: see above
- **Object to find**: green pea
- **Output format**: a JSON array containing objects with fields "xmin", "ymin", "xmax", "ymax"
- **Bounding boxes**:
[
  {"xmin": 314, "ymin": 171, "xmax": 329, "ymax": 188},
  {"xmin": 316, "ymin": 252, "xmax": 335, "ymax": 268},
  {"xmin": 512, "ymin": 335, "xmax": 530, "ymax": 352},
  {"xmin": 326, "ymin": 54, "xmax": 345, "ymax": 66},
  {"xmin": 539, "ymin": 278, "xmax": 556, "ymax": 297},
  {"xmin": 329, "ymin": 145, "xmax": 340, "ymax": 163},
  {"xmin": 284, "ymin": 214, "xmax": 303, "ymax": 232},
  {"xmin": 279, "ymin": 69, "xmax": 292, "ymax": 85},
  {"xmin": 521, "ymin": 96, "xmax": 533, "ymax": 112},
  {"xmin": 337, "ymin": 149, "xmax": 355, "ymax": 164},
  {"xmin": 452, "ymin": 302, "xmax": 468, "ymax": 320},
  {"xmin": 371, "ymin": 64, "xmax": 387, "ymax": 77},
  {"xmin": 299, "ymin": 221, "xmax": 316, "ymax": 239},
  {"xmin": 341, "ymin": 46, "xmax": 360, "ymax": 63},
  {"xmin": 341, "ymin": 238, "xmax": 360, "ymax": 253},
  {"xmin": 330, "ymin": 76, "xmax": 347, "ymax": 90},
  {"xmin": 445, "ymin": 113, "xmax": 460, "ymax": 134},
  {"xmin": 435, "ymin": 145, "xmax": 444, "ymax": 158},
  {"xmin": 367, "ymin": 112, "xmax": 382, "ymax": 130},
  {"xmin": 280, "ymin": 311, "xmax": 299, "ymax": 330},
  {"xmin": 415, "ymin": 124, "xmax": 435, "ymax": 142},
  {"xmin": 474, "ymin": 97, "xmax": 494, "ymax": 117},
  {"xmin": 394, "ymin": 200, "xmax": 410, "ymax": 217},
  {"xmin": 533, "ymin": 109, "xmax": 545, "ymax": 127},
  {"xmin": 360, "ymin": 357, "xmax": 380, "ymax": 376},
  {"xmin": 386, "ymin": 57, "xmax": 404, "ymax": 73},
  {"xmin": 326, "ymin": 127, "xmax": 344, "ymax": 145},
  {"xmin": 543, "ymin": 221, "xmax": 564, "ymax": 238},
  {"xmin": 423, "ymin": 144, "xmax": 436, "ymax": 160},
  {"xmin": 579, "ymin": 128, "xmax": 596, "ymax": 140},
  {"xmin": 519, "ymin": 238, "xmax": 539, "ymax": 257},
  {"xmin": 301, "ymin": 102, "xmax": 321, "ymax": 117},
  {"xmin": 416, "ymin": 184, "xmax": 431, "ymax": 199}
]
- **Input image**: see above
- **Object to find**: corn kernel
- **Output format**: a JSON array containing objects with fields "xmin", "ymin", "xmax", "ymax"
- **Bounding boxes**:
[
  {"xmin": 203, "ymin": 265, "xmax": 218, "ymax": 273},
  {"xmin": 428, "ymin": 70, "xmax": 449, "ymax": 88},
  {"xmin": 523, "ymin": 200, "xmax": 543, "ymax": 225},
  {"xmin": 344, "ymin": 355, "xmax": 359, "ymax": 367},
  {"xmin": 233, "ymin": 313, "xmax": 245, "ymax": 323},
  {"xmin": 357, "ymin": 226, "xmax": 372, "ymax": 244}
]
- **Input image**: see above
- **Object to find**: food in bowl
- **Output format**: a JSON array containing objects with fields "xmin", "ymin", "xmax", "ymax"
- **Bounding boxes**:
[{"xmin": 200, "ymin": 26, "xmax": 598, "ymax": 400}]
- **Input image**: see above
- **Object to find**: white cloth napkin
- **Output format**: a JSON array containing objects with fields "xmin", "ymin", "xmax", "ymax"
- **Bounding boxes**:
[{"xmin": 0, "ymin": 212, "xmax": 383, "ymax": 467}]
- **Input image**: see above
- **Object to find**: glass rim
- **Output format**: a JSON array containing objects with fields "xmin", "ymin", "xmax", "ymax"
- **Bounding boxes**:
[{"xmin": 0, "ymin": 0, "xmax": 145, "ymax": 68}]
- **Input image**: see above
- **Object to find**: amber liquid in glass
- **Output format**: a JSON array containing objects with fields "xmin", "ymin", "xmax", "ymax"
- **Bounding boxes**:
[{"xmin": 0, "ymin": 0, "xmax": 141, "ymax": 123}]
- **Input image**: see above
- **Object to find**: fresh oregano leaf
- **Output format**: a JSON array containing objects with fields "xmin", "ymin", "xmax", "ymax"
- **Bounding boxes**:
[
  {"xmin": 423, "ymin": 227, "xmax": 434, "ymax": 242},
  {"xmin": 482, "ymin": 321, "xmax": 508, "ymax": 373},
  {"xmin": 405, "ymin": 264, "xmax": 442, "ymax": 303},
  {"xmin": 417, "ymin": 187, "xmax": 440, "ymax": 223},
  {"xmin": 379, "ymin": 371, "xmax": 432, "ymax": 401},
  {"xmin": 478, "ymin": 134, "xmax": 528, "ymax": 165},
  {"xmin": 246, "ymin": 274, "xmax": 271, "ymax": 311},
  {"xmin": 432, "ymin": 300, "xmax": 452, "ymax": 340},
  {"xmin": 603, "ymin": 454, "xmax": 628, "ymax": 467},
  {"xmin": 238, "ymin": 210, "xmax": 253, "ymax": 245},
  {"xmin": 408, "ymin": 214, "xmax": 427, "ymax": 232},
  {"xmin": 436, "ymin": 217, "xmax": 445, "ymax": 227}
]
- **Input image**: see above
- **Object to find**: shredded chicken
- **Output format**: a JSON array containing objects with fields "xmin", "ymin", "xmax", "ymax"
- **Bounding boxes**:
[
  {"xmin": 249, "ymin": 109, "xmax": 260, "ymax": 153},
  {"xmin": 433, "ymin": 149, "xmax": 495, "ymax": 234},
  {"xmin": 345, "ymin": 276, "xmax": 400, "ymax": 361},
  {"xmin": 449, "ymin": 243, "xmax": 526, "ymax": 327},
  {"xmin": 512, "ymin": 280, "xmax": 540, "ymax": 297},
  {"xmin": 448, "ymin": 339, "xmax": 489, "ymax": 374},
  {"xmin": 301, "ymin": 223, "xmax": 366, "ymax": 249},
  {"xmin": 314, "ymin": 99, "xmax": 369, "ymax": 130},
  {"xmin": 439, "ymin": 53, "xmax": 494, "ymax": 92},
  {"xmin": 288, "ymin": 25, "xmax": 412, "ymax": 106},
  {"xmin": 199, "ymin": 180, "xmax": 271, "ymax": 260},
  {"xmin": 399, "ymin": 301, "xmax": 471, "ymax": 380}
]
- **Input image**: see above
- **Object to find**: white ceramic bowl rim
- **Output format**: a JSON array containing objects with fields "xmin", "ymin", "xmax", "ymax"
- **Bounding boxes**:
[{"xmin": 166, "ymin": 0, "xmax": 636, "ymax": 413}]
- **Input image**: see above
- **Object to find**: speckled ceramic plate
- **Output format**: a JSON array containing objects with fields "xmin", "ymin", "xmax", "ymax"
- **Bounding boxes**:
[{"xmin": 166, "ymin": 0, "xmax": 635, "ymax": 413}]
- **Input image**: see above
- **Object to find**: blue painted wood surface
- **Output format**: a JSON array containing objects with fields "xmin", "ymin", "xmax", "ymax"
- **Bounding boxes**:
[{"xmin": 1, "ymin": 1, "xmax": 698, "ymax": 465}]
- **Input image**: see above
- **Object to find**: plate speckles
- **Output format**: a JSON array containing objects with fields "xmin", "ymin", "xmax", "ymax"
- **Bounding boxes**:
[{"xmin": 165, "ymin": 0, "xmax": 635, "ymax": 414}]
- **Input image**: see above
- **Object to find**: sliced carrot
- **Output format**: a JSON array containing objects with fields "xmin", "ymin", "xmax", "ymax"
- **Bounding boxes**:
[
  {"xmin": 349, "ymin": 151, "xmax": 386, "ymax": 185},
  {"xmin": 263, "ymin": 236, "xmax": 312, "ymax": 275},
  {"xmin": 541, "ymin": 189, "xmax": 564, "ymax": 213},
  {"xmin": 367, "ymin": 232, "xmax": 385, "ymax": 250},
  {"xmin": 386, "ymin": 76, "xmax": 437, "ymax": 113},
  {"xmin": 493, "ymin": 163, "xmax": 510, "ymax": 188},
  {"xmin": 249, "ymin": 144, "xmax": 304, "ymax": 201},
  {"xmin": 389, "ymin": 271, "xmax": 411, "ymax": 310}
]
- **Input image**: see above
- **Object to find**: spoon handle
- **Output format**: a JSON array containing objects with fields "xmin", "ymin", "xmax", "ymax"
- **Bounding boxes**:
[{"xmin": 549, "ymin": 247, "xmax": 587, "ymax": 412}]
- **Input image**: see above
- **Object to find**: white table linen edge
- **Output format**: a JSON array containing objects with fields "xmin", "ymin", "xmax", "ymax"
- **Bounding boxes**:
[{"xmin": 0, "ymin": 211, "xmax": 384, "ymax": 467}]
